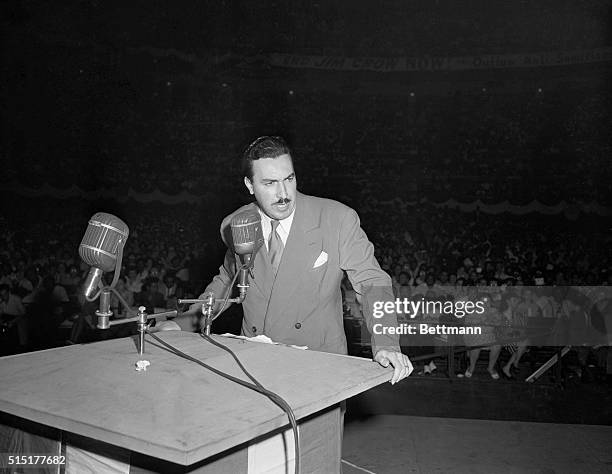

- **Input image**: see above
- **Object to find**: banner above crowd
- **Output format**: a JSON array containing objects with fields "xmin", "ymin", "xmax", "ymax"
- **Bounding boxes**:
[
  {"xmin": 2, "ymin": 183, "xmax": 610, "ymax": 218},
  {"xmin": 269, "ymin": 47, "xmax": 612, "ymax": 72}
]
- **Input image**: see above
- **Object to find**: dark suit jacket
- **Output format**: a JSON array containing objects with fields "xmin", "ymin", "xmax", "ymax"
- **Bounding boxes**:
[{"xmin": 201, "ymin": 192, "xmax": 399, "ymax": 355}]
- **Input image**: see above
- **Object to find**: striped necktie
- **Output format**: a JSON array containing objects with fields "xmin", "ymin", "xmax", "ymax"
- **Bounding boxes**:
[{"xmin": 269, "ymin": 219, "xmax": 284, "ymax": 273}]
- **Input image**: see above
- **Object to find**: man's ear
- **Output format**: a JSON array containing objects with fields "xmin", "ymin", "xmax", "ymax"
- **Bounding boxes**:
[{"xmin": 244, "ymin": 177, "xmax": 254, "ymax": 195}]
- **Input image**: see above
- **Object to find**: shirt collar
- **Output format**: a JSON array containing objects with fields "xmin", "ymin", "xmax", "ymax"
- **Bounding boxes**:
[{"xmin": 257, "ymin": 205, "xmax": 296, "ymax": 236}]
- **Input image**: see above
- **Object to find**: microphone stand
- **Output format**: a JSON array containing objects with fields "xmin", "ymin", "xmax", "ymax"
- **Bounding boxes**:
[
  {"xmin": 178, "ymin": 291, "xmax": 245, "ymax": 336},
  {"xmin": 178, "ymin": 252, "xmax": 256, "ymax": 335},
  {"xmin": 92, "ymin": 248, "xmax": 178, "ymax": 355},
  {"xmin": 82, "ymin": 221, "xmax": 179, "ymax": 355},
  {"xmin": 97, "ymin": 294, "xmax": 178, "ymax": 355}
]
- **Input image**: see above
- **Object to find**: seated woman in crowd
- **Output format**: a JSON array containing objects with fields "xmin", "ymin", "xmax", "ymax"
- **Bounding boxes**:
[
  {"xmin": 460, "ymin": 288, "xmax": 503, "ymax": 379},
  {"xmin": 502, "ymin": 288, "xmax": 540, "ymax": 379}
]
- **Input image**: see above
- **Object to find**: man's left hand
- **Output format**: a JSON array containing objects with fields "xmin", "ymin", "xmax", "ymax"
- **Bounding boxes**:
[{"xmin": 374, "ymin": 350, "xmax": 414, "ymax": 384}]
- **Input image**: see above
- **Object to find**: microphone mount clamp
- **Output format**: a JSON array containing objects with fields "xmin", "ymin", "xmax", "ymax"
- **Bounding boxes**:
[{"xmin": 178, "ymin": 287, "xmax": 246, "ymax": 336}]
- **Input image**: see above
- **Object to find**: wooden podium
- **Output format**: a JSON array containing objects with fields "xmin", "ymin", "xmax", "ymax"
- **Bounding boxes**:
[{"xmin": 0, "ymin": 331, "xmax": 389, "ymax": 473}]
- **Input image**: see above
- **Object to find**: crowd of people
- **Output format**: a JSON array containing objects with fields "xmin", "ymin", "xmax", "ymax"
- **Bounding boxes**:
[
  {"xmin": 340, "ymin": 202, "xmax": 611, "ymax": 380},
  {"xmin": 1, "ymin": 194, "xmax": 610, "ymax": 382},
  {"xmin": 0, "ymin": 200, "xmax": 222, "ymax": 353},
  {"xmin": 3, "ymin": 17, "xmax": 610, "ymax": 374}
]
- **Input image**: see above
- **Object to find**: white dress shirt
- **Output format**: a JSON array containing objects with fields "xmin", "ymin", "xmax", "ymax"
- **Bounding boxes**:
[{"xmin": 258, "ymin": 207, "xmax": 295, "ymax": 250}]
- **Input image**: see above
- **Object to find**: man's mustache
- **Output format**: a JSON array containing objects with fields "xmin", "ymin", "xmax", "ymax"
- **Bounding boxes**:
[{"xmin": 275, "ymin": 198, "xmax": 291, "ymax": 205}]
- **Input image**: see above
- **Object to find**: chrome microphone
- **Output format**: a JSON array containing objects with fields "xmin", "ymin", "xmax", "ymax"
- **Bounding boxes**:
[
  {"xmin": 230, "ymin": 210, "xmax": 264, "ymax": 257},
  {"xmin": 79, "ymin": 212, "xmax": 129, "ymax": 300},
  {"xmin": 230, "ymin": 210, "xmax": 264, "ymax": 299}
]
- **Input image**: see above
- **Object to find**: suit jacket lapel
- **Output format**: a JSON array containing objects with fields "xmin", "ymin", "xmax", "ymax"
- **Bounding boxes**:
[
  {"xmin": 265, "ymin": 193, "xmax": 322, "ymax": 324},
  {"xmin": 250, "ymin": 239, "xmax": 273, "ymax": 298}
]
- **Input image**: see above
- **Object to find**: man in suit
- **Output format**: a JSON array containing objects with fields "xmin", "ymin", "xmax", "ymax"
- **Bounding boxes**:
[{"xmin": 186, "ymin": 136, "xmax": 412, "ymax": 384}]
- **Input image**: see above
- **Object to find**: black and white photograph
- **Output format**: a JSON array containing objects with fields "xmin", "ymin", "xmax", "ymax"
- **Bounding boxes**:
[{"xmin": 1, "ymin": 1, "xmax": 611, "ymax": 473}]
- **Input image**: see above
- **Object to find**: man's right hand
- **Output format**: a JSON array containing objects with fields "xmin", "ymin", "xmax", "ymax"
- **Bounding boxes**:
[{"xmin": 173, "ymin": 305, "xmax": 202, "ymax": 332}]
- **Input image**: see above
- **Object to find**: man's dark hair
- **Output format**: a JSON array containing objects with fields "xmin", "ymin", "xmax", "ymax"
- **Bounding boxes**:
[{"xmin": 242, "ymin": 136, "xmax": 292, "ymax": 180}]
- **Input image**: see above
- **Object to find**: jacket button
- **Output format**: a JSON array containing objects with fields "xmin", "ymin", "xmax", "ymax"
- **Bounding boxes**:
[
  {"xmin": 252, "ymin": 326, "xmax": 257, "ymax": 333},
  {"xmin": 294, "ymin": 323, "xmax": 301, "ymax": 329}
]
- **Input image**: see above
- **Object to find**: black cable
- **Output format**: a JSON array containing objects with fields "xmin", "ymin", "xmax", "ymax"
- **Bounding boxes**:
[
  {"xmin": 206, "ymin": 261, "xmax": 250, "ymax": 324},
  {"xmin": 212, "ymin": 267, "xmax": 240, "ymax": 321},
  {"xmin": 200, "ymin": 334, "xmax": 266, "ymax": 387},
  {"xmin": 145, "ymin": 331, "xmax": 300, "ymax": 474},
  {"xmin": 200, "ymin": 334, "xmax": 300, "ymax": 473}
]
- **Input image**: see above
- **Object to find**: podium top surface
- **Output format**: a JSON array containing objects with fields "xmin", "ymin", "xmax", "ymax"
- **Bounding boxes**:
[{"xmin": 0, "ymin": 332, "xmax": 390, "ymax": 465}]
